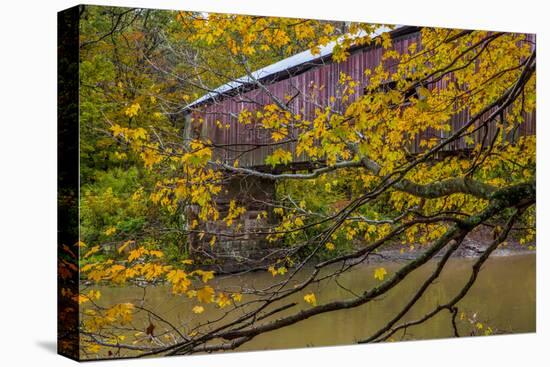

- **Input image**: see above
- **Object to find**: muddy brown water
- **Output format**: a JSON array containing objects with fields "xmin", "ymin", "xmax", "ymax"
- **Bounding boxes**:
[{"xmin": 84, "ymin": 253, "xmax": 535, "ymax": 358}]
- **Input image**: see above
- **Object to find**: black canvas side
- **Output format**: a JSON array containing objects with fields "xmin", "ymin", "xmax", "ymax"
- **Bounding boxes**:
[{"xmin": 57, "ymin": 4, "xmax": 81, "ymax": 361}]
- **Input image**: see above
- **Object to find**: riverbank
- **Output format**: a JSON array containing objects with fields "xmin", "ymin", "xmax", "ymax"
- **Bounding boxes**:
[{"xmin": 365, "ymin": 226, "xmax": 535, "ymax": 263}]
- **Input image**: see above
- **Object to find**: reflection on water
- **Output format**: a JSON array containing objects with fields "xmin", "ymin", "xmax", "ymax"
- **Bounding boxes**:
[{"xmin": 89, "ymin": 253, "xmax": 535, "ymax": 356}]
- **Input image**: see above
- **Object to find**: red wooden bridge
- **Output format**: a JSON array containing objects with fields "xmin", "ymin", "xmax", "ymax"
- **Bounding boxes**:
[
  {"xmin": 182, "ymin": 25, "xmax": 535, "ymax": 270},
  {"xmin": 184, "ymin": 26, "xmax": 535, "ymax": 170}
]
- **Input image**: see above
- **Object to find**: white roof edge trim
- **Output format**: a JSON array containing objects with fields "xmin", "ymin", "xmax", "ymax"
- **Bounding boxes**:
[{"xmin": 184, "ymin": 25, "xmax": 402, "ymax": 110}]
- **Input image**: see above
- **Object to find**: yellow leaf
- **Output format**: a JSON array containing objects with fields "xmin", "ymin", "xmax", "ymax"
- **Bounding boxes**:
[
  {"xmin": 217, "ymin": 292, "xmax": 231, "ymax": 308},
  {"xmin": 104, "ymin": 226, "xmax": 117, "ymax": 236},
  {"xmin": 374, "ymin": 267, "xmax": 387, "ymax": 281},
  {"xmin": 197, "ymin": 286, "xmax": 215, "ymax": 303},
  {"xmin": 265, "ymin": 148, "xmax": 292, "ymax": 167},
  {"xmin": 106, "ymin": 303, "xmax": 134, "ymax": 324},
  {"xmin": 268, "ymin": 266, "xmax": 287, "ymax": 276},
  {"xmin": 81, "ymin": 263, "xmax": 95, "ymax": 272},
  {"xmin": 77, "ymin": 294, "xmax": 90, "ymax": 304},
  {"xmin": 117, "ymin": 240, "xmax": 134, "ymax": 254},
  {"xmin": 141, "ymin": 263, "xmax": 164, "ymax": 280},
  {"xmin": 325, "ymin": 242, "xmax": 335, "ymax": 251},
  {"xmin": 192, "ymin": 305, "xmax": 204, "ymax": 314},
  {"xmin": 124, "ymin": 103, "xmax": 141, "ymax": 117},
  {"xmin": 127, "ymin": 247, "xmax": 148, "ymax": 262},
  {"xmin": 231, "ymin": 293, "xmax": 242, "ymax": 302},
  {"xmin": 85, "ymin": 343, "xmax": 101, "ymax": 353},
  {"xmin": 86, "ymin": 291, "xmax": 98, "ymax": 300},
  {"xmin": 149, "ymin": 249, "xmax": 164, "ymax": 258},
  {"xmin": 140, "ymin": 148, "xmax": 161, "ymax": 169},
  {"xmin": 166, "ymin": 269, "xmax": 191, "ymax": 294},
  {"xmin": 193, "ymin": 270, "xmax": 215, "ymax": 283},
  {"xmin": 110, "ymin": 124, "xmax": 124, "ymax": 137},
  {"xmin": 304, "ymin": 293, "xmax": 317, "ymax": 306},
  {"xmin": 87, "ymin": 290, "xmax": 101, "ymax": 301},
  {"xmin": 271, "ymin": 130, "xmax": 286, "ymax": 142},
  {"xmin": 83, "ymin": 245, "xmax": 100, "ymax": 258}
]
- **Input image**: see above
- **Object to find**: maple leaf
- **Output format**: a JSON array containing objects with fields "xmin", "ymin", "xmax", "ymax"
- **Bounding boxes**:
[
  {"xmin": 85, "ymin": 344, "xmax": 100, "ymax": 354},
  {"xmin": 83, "ymin": 245, "xmax": 100, "ymax": 258},
  {"xmin": 216, "ymin": 292, "xmax": 231, "ymax": 308},
  {"xmin": 197, "ymin": 286, "xmax": 215, "ymax": 303},
  {"xmin": 304, "ymin": 293, "xmax": 317, "ymax": 306},
  {"xmin": 192, "ymin": 305, "xmax": 205, "ymax": 314},
  {"xmin": 104, "ymin": 226, "xmax": 117, "ymax": 236},
  {"xmin": 167, "ymin": 269, "xmax": 191, "ymax": 294},
  {"xmin": 271, "ymin": 129, "xmax": 287, "ymax": 142},
  {"xmin": 105, "ymin": 303, "xmax": 134, "ymax": 324},
  {"xmin": 193, "ymin": 270, "xmax": 214, "ymax": 283},
  {"xmin": 148, "ymin": 249, "xmax": 164, "ymax": 258},
  {"xmin": 110, "ymin": 124, "xmax": 124, "ymax": 137},
  {"xmin": 127, "ymin": 247, "xmax": 147, "ymax": 262},
  {"xmin": 374, "ymin": 267, "xmax": 387, "ymax": 281},
  {"xmin": 265, "ymin": 148, "xmax": 293, "ymax": 167},
  {"xmin": 76, "ymin": 294, "xmax": 90, "ymax": 305},
  {"xmin": 268, "ymin": 265, "xmax": 287, "ymax": 276},
  {"xmin": 117, "ymin": 240, "xmax": 134, "ymax": 254},
  {"xmin": 124, "ymin": 103, "xmax": 141, "ymax": 117}
]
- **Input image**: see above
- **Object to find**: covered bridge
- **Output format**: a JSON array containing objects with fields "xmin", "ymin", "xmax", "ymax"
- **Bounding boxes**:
[
  {"xmin": 181, "ymin": 25, "xmax": 535, "ymax": 269},
  {"xmin": 183, "ymin": 25, "xmax": 535, "ymax": 170}
]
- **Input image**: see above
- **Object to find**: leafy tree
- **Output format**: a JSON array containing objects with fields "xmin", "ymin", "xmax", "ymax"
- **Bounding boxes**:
[{"xmin": 73, "ymin": 7, "xmax": 535, "ymax": 359}]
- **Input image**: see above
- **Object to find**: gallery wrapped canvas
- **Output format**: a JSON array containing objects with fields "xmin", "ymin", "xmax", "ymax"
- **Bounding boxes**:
[{"xmin": 58, "ymin": 4, "xmax": 536, "ymax": 361}]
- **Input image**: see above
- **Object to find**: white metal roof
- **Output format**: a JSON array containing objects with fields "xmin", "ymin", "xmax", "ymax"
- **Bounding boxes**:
[{"xmin": 184, "ymin": 25, "xmax": 396, "ymax": 109}]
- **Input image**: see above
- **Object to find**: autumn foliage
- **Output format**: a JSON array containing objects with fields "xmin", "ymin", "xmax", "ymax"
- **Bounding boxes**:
[{"xmin": 66, "ymin": 6, "xmax": 536, "ymax": 359}]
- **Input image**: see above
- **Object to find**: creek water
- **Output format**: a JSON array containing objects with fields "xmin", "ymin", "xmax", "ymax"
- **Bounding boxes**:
[{"xmin": 86, "ymin": 253, "xmax": 535, "ymax": 357}]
